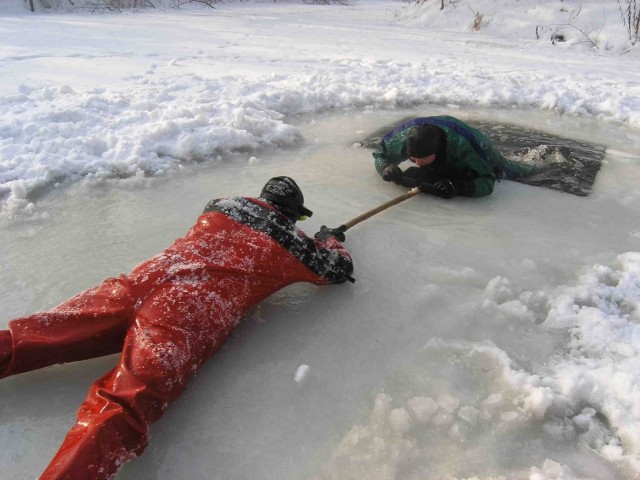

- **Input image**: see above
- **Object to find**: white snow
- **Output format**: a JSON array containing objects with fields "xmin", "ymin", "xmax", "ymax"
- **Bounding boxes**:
[
  {"xmin": 1, "ymin": 0, "xmax": 639, "ymax": 219},
  {"xmin": 295, "ymin": 363, "xmax": 310, "ymax": 383},
  {"xmin": 1, "ymin": 0, "xmax": 639, "ymax": 479}
]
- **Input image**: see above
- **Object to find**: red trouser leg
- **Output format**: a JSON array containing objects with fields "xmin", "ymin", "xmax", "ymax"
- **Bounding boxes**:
[
  {"xmin": 0, "ymin": 330, "xmax": 11, "ymax": 371},
  {"xmin": 40, "ymin": 278, "xmax": 241, "ymax": 480},
  {"xmin": 1, "ymin": 276, "xmax": 135, "ymax": 379}
]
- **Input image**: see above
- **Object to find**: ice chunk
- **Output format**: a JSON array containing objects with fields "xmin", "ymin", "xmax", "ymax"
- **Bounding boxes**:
[
  {"xmin": 389, "ymin": 408, "xmax": 412, "ymax": 434},
  {"xmin": 431, "ymin": 411, "xmax": 454, "ymax": 429},
  {"xmin": 500, "ymin": 411, "xmax": 519, "ymax": 422},
  {"xmin": 294, "ymin": 364, "xmax": 309, "ymax": 383},
  {"xmin": 457, "ymin": 405, "xmax": 479, "ymax": 424},
  {"xmin": 524, "ymin": 387, "xmax": 554, "ymax": 419},
  {"xmin": 482, "ymin": 393, "xmax": 504, "ymax": 410},
  {"xmin": 436, "ymin": 394, "xmax": 460, "ymax": 413},
  {"xmin": 485, "ymin": 276, "xmax": 513, "ymax": 304},
  {"xmin": 407, "ymin": 396, "xmax": 438, "ymax": 424}
]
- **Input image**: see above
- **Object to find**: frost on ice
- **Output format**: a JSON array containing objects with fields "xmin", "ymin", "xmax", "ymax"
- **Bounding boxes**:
[{"xmin": 310, "ymin": 252, "xmax": 640, "ymax": 479}]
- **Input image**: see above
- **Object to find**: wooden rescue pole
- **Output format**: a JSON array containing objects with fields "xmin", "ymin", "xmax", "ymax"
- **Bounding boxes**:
[{"xmin": 339, "ymin": 187, "xmax": 421, "ymax": 231}]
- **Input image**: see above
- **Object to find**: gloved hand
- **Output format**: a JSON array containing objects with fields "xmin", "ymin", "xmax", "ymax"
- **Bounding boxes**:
[
  {"xmin": 381, "ymin": 164, "xmax": 403, "ymax": 183},
  {"xmin": 420, "ymin": 179, "xmax": 457, "ymax": 199},
  {"xmin": 330, "ymin": 252, "xmax": 355, "ymax": 283},
  {"xmin": 315, "ymin": 225, "xmax": 347, "ymax": 242}
]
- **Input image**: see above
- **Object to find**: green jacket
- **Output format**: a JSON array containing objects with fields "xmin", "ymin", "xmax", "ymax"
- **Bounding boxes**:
[{"xmin": 373, "ymin": 115, "xmax": 530, "ymax": 197}]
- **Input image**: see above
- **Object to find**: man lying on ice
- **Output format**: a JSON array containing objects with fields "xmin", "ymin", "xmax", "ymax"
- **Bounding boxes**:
[
  {"xmin": 373, "ymin": 115, "xmax": 536, "ymax": 198},
  {"xmin": 0, "ymin": 176, "xmax": 354, "ymax": 480}
]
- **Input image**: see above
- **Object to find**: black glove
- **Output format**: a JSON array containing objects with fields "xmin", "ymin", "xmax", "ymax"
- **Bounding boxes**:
[
  {"xmin": 331, "ymin": 255, "xmax": 356, "ymax": 284},
  {"xmin": 381, "ymin": 164, "xmax": 402, "ymax": 183},
  {"xmin": 420, "ymin": 179, "xmax": 457, "ymax": 199},
  {"xmin": 315, "ymin": 225, "xmax": 347, "ymax": 242}
]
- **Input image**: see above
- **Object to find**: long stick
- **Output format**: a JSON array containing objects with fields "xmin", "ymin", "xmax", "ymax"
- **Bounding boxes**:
[{"xmin": 339, "ymin": 187, "xmax": 421, "ymax": 231}]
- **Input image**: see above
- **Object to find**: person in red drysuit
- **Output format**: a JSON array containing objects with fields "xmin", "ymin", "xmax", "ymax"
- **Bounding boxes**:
[{"xmin": 0, "ymin": 176, "xmax": 354, "ymax": 480}]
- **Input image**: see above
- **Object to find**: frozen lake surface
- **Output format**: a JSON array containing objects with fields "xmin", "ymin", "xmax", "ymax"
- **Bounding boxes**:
[
  {"xmin": 1, "ymin": 0, "xmax": 640, "ymax": 476},
  {"xmin": 2, "ymin": 106, "xmax": 640, "ymax": 479}
]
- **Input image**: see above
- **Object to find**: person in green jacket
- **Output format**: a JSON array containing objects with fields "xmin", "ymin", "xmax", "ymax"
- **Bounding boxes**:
[{"xmin": 373, "ymin": 115, "xmax": 534, "ymax": 198}]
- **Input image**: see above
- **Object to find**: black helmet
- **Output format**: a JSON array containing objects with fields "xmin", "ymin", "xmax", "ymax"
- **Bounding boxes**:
[
  {"xmin": 260, "ymin": 176, "xmax": 313, "ymax": 220},
  {"xmin": 406, "ymin": 124, "xmax": 443, "ymax": 158}
]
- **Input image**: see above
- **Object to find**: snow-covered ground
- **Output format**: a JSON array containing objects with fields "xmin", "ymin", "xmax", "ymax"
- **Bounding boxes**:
[{"xmin": 1, "ymin": 0, "xmax": 640, "ymax": 479}]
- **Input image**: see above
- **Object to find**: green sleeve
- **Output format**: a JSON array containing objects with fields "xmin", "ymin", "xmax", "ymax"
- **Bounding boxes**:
[
  {"xmin": 471, "ymin": 176, "xmax": 495, "ymax": 197},
  {"xmin": 373, "ymin": 130, "xmax": 408, "ymax": 176},
  {"xmin": 373, "ymin": 143, "xmax": 392, "ymax": 175}
]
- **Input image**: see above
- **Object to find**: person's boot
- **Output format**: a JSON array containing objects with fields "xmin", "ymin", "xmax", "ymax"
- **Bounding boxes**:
[{"xmin": 0, "ymin": 330, "xmax": 12, "ymax": 374}]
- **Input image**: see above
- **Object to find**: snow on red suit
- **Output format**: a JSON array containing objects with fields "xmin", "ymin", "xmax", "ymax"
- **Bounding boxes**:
[{"xmin": 0, "ymin": 196, "xmax": 354, "ymax": 480}]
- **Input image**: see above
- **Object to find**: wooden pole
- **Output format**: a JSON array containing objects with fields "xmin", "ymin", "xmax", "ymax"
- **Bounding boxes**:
[{"xmin": 339, "ymin": 187, "xmax": 421, "ymax": 231}]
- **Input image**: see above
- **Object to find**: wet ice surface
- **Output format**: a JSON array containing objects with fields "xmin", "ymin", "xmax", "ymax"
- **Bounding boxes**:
[{"xmin": 1, "ymin": 107, "xmax": 640, "ymax": 480}]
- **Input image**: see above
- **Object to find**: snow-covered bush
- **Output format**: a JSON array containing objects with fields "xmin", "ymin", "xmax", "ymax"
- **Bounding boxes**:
[
  {"xmin": 25, "ymin": 0, "xmax": 222, "ymax": 11},
  {"xmin": 23, "ymin": 0, "xmax": 349, "ymax": 11},
  {"xmin": 617, "ymin": 0, "xmax": 640, "ymax": 44}
]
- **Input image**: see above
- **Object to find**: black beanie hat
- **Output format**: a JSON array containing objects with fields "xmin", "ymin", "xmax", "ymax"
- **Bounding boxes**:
[
  {"xmin": 260, "ymin": 176, "xmax": 313, "ymax": 220},
  {"xmin": 406, "ymin": 124, "xmax": 443, "ymax": 158}
]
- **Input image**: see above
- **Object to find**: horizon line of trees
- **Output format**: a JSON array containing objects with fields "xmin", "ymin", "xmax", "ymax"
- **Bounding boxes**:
[
  {"xmin": 20, "ymin": 0, "xmax": 640, "ymax": 46},
  {"xmin": 24, "ymin": 0, "xmax": 346, "ymax": 12}
]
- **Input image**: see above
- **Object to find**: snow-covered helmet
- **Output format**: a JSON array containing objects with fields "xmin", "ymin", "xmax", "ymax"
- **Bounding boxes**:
[
  {"xmin": 260, "ymin": 176, "xmax": 313, "ymax": 221},
  {"xmin": 406, "ymin": 124, "xmax": 443, "ymax": 158}
]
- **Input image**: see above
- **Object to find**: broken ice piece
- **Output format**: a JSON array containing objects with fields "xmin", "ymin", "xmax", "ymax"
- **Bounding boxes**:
[{"xmin": 295, "ymin": 364, "xmax": 310, "ymax": 383}]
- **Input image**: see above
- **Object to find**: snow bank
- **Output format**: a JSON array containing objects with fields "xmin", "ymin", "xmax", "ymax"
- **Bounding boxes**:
[
  {"xmin": 2, "ymin": 55, "xmax": 639, "ymax": 217},
  {"xmin": 542, "ymin": 253, "xmax": 640, "ymax": 467},
  {"xmin": 399, "ymin": 0, "xmax": 638, "ymax": 54},
  {"xmin": 1, "ymin": 0, "xmax": 639, "ymax": 217},
  {"xmin": 0, "ymin": 78, "xmax": 302, "ymax": 216},
  {"xmin": 312, "ymin": 252, "xmax": 640, "ymax": 479}
]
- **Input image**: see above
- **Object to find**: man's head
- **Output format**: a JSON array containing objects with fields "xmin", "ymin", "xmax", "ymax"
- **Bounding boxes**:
[
  {"xmin": 406, "ymin": 124, "xmax": 443, "ymax": 167},
  {"xmin": 260, "ymin": 176, "xmax": 313, "ymax": 221}
]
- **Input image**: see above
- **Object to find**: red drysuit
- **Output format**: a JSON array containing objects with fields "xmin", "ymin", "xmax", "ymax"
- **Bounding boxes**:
[{"xmin": 0, "ymin": 196, "xmax": 353, "ymax": 480}]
